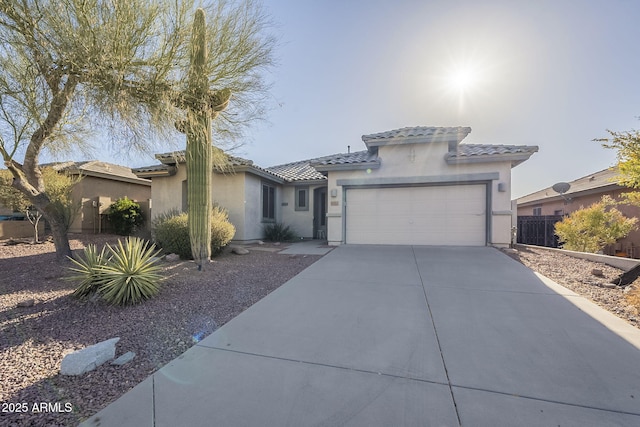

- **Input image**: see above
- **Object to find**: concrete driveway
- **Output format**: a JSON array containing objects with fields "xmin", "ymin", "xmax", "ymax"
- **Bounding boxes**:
[{"xmin": 82, "ymin": 246, "xmax": 640, "ymax": 426}]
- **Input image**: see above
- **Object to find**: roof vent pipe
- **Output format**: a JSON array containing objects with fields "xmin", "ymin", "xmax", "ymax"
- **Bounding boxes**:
[{"xmin": 347, "ymin": 145, "xmax": 350, "ymax": 153}]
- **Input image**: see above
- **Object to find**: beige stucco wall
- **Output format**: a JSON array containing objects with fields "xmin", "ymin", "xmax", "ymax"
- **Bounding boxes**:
[
  {"xmin": 149, "ymin": 168, "xmax": 283, "ymax": 242},
  {"xmin": 0, "ymin": 220, "xmax": 45, "ymax": 240},
  {"xmin": 326, "ymin": 142, "xmax": 514, "ymax": 246},
  {"xmin": 280, "ymin": 184, "xmax": 325, "ymax": 239},
  {"xmin": 242, "ymin": 173, "xmax": 275, "ymax": 241},
  {"xmin": 150, "ymin": 165, "xmax": 187, "ymax": 217},
  {"xmin": 71, "ymin": 176, "xmax": 151, "ymax": 234},
  {"xmin": 211, "ymin": 172, "xmax": 247, "ymax": 240}
]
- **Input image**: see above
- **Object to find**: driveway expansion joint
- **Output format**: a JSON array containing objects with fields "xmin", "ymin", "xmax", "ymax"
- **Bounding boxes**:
[
  {"xmin": 196, "ymin": 344, "xmax": 451, "ymax": 387},
  {"xmin": 411, "ymin": 246, "xmax": 462, "ymax": 426}
]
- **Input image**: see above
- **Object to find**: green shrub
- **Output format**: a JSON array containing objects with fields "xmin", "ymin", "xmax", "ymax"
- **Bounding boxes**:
[
  {"xmin": 98, "ymin": 237, "xmax": 164, "ymax": 305},
  {"xmin": 152, "ymin": 206, "xmax": 235, "ymax": 259},
  {"xmin": 67, "ymin": 237, "xmax": 164, "ymax": 306},
  {"xmin": 263, "ymin": 222, "xmax": 297, "ymax": 242},
  {"xmin": 555, "ymin": 196, "xmax": 637, "ymax": 253},
  {"xmin": 153, "ymin": 209, "xmax": 192, "ymax": 259},
  {"xmin": 68, "ymin": 244, "xmax": 109, "ymax": 299},
  {"xmin": 211, "ymin": 207, "xmax": 236, "ymax": 254},
  {"xmin": 106, "ymin": 197, "xmax": 144, "ymax": 235}
]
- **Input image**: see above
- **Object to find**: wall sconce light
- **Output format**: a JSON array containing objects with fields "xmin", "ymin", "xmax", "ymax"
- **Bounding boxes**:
[{"xmin": 498, "ymin": 183, "xmax": 506, "ymax": 192}]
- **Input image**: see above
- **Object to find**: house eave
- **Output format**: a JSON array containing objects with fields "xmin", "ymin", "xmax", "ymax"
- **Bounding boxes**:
[
  {"xmin": 68, "ymin": 169, "xmax": 151, "ymax": 186},
  {"xmin": 282, "ymin": 178, "xmax": 327, "ymax": 186},
  {"xmin": 445, "ymin": 153, "xmax": 535, "ymax": 167},
  {"xmin": 312, "ymin": 161, "xmax": 381, "ymax": 172},
  {"xmin": 133, "ymin": 169, "xmax": 176, "ymax": 179},
  {"xmin": 517, "ymin": 183, "xmax": 623, "ymax": 207},
  {"xmin": 231, "ymin": 165, "xmax": 284, "ymax": 184}
]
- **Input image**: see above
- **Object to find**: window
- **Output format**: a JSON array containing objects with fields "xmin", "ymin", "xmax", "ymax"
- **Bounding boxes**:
[
  {"xmin": 553, "ymin": 209, "xmax": 564, "ymax": 216},
  {"xmin": 532, "ymin": 206, "xmax": 542, "ymax": 216},
  {"xmin": 262, "ymin": 183, "xmax": 275, "ymax": 220},
  {"xmin": 181, "ymin": 180, "xmax": 188, "ymax": 212},
  {"xmin": 295, "ymin": 186, "xmax": 309, "ymax": 211}
]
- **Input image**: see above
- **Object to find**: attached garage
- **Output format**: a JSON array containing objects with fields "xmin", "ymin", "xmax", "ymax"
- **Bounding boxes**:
[{"xmin": 345, "ymin": 184, "xmax": 487, "ymax": 246}]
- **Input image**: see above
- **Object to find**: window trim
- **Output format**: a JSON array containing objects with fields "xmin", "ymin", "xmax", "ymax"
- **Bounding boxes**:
[
  {"xmin": 295, "ymin": 186, "xmax": 309, "ymax": 211},
  {"xmin": 262, "ymin": 182, "xmax": 276, "ymax": 222}
]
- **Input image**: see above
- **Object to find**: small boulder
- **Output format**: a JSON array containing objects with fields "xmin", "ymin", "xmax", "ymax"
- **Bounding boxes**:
[
  {"xmin": 17, "ymin": 299, "xmax": 35, "ymax": 308},
  {"xmin": 60, "ymin": 337, "xmax": 120, "ymax": 376},
  {"xmin": 165, "ymin": 253, "xmax": 180, "ymax": 262},
  {"xmin": 231, "ymin": 246, "xmax": 249, "ymax": 255},
  {"xmin": 591, "ymin": 269, "xmax": 604, "ymax": 277},
  {"xmin": 111, "ymin": 351, "xmax": 136, "ymax": 366},
  {"xmin": 257, "ymin": 240, "xmax": 264, "ymax": 245}
]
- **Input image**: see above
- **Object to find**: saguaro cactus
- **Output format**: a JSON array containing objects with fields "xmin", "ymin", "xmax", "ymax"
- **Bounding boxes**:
[{"xmin": 179, "ymin": 9, "xmax": 231, "ymax": 270}]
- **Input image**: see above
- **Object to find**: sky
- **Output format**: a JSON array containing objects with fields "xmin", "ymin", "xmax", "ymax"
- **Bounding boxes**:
[{"xmin": 46, "ymin": 0, "xmax": 640, "ymax": 198}]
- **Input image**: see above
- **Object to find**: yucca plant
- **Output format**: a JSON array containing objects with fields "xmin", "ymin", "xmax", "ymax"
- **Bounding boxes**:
[
  {"xmin": 68, "ymin": 244, "xmax": 109, "ymax": 299},
  {"xmin": 98, "ymin": 237, "xmax": 164, "ymax": 306}
]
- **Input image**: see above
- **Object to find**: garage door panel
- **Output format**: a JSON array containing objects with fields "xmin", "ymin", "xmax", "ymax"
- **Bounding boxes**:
[{"xmin": 345, "ymin": 185, "xmax": 486, "ymax": 246}]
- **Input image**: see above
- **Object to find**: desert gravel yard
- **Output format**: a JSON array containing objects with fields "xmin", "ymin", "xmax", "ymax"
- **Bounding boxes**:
[
  {"xmin": 0, "ymin": 234, "xmax": 322, "ymax": 427},
  {"xmin": 2, "ymin": 239, "xmax": 640, "ymax": 427}
]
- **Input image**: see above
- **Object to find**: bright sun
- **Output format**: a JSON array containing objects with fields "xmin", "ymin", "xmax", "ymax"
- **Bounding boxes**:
[{"xmin": 448, "ymin": 67, "xmax": 477, "ymax": 92}]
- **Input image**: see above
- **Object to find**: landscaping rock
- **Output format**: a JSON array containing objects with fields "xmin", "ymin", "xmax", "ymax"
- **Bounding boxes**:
[
  {"xmin": 60, "ymin": 337, "xmax": 120, "ymax": 376},
  {"xmin": 257, "ymin": 240, "xmax": 264, "ymax": 245},
  {"xmin": 165, "ymin": 253, "xmax": 180, "ymax": 262},
  {"xmin": 17, "ymin": 299, "xmax": 35, "ymax": 308},
  {"xmin": 591, "ymin": 268, "xmax": 604, "ymax": 277},
  {"xmin": 231, "ymin": 246, "xmax": 249, "ymax": 255},
  {"xmin": 111, "ymin": 351, "xmax": 136, "ymax": 366}
]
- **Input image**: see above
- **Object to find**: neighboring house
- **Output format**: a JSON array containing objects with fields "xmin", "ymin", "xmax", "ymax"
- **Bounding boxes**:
[
  {"xmin": 516, "ymin": 167, "xmax": 640, "ymax": 257},
  {"xmin": 48, "ymin": 161, "xmax": 151, "ymax": 233},
  {"xmin": 135, "ymin": 126, "xmax": 537, "ymax": 247}
]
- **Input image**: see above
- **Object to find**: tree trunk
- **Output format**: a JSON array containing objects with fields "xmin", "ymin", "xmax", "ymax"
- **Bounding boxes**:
[{"xmin": 31, "ymin": 193, "xmax": 72, "ymax": 260}]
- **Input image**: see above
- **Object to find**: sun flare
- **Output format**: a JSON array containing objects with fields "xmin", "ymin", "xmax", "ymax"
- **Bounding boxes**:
[{"xmin": 448, "ymin": 67, "xmax": 478, "ymax": 92}]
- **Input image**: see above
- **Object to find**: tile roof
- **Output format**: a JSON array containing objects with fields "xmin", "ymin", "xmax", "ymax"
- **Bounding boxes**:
[
  {"xmin": 265, "ymin": 151, "xmax": 379, "ymax": 182},
  {"xmin": 154, "ymin": 150, "xmax": 254, "ymax": 167},
  {"xmin": 362, "ymin": 126, "xmax": 472, "ymax": 143},
  {"xmin": 450, "ymin": 144, "xmax": 539, "ymax": 158},
  {"xmin": 517, "ymin": 168, "xmax": 621, "ymax": 205},
  {"xmin": 45, "ymin": 160, "xmax": 150, "ymax": 185}
]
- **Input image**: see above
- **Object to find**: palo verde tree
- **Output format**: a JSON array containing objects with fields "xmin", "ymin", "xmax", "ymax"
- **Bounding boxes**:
[
  {"xmin": 0, "ymin": 167, "xmax": 80, "ymax": 243},
  {"xmin": 0, "ymin": 0, "xmax": 275, "ymax": 260},
  {"xmin": 597, "ymin": 128, "xmax": 640, "ymax": 205}
]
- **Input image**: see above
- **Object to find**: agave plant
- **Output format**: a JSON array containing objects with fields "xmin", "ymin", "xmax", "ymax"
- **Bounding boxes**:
[
  {"xmin": 67, "ymin": 244, "xmax": 109, "ymax": 299},
  {"xmin": 98, "ymin": 237, "xmax": 164, "ymax": 306}
]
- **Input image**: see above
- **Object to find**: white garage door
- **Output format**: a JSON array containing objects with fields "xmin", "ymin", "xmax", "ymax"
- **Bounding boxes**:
[{"xmin": 345, "ymin": 185, "xmax": 486, "ymax": 245}]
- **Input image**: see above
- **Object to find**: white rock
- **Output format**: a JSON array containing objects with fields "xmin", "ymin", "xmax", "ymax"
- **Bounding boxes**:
[
  {"xmin": 111, "ymin": 351, "xmax": 136, "ymax": 366},
  {"xmin": 231, "ymin": 246, "xmax": 249, "ymax": 255},
  {"xmin": 60, "ymin": 337, "xmax": 120, "ymax": 376}
]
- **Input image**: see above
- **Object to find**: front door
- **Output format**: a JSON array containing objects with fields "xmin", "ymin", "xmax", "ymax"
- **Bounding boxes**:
[{"xmin": 313, "ymin": 187, "xmax": 327, "ymax": 240}]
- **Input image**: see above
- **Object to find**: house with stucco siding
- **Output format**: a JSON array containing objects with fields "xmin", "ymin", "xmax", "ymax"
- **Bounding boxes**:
[
  {"xmin": 134, "ymin": 126, "xmax": 538, "ymax": 247},
  {"xmin": 516, "ymin": 167, "xmax": 640, "ymax": 257}
]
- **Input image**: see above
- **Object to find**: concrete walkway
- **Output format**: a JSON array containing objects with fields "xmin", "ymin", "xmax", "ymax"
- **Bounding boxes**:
[{"xmin": 81, "ymin": 246, "xmax": 640, "ymax": 426}]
